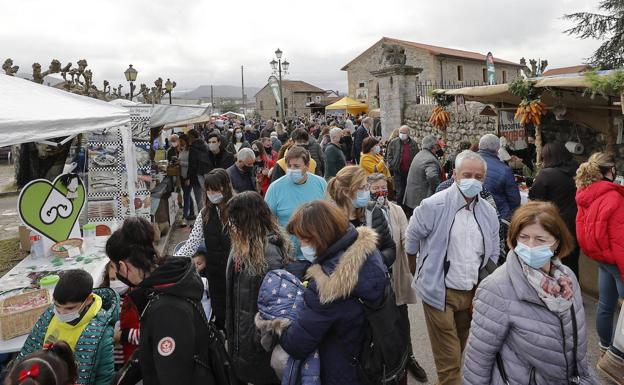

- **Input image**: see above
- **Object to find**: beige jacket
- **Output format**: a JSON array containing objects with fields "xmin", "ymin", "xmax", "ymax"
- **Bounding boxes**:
[{"xmin": 387, "ymin": 202, "xmax": 418, "ymax": 305}]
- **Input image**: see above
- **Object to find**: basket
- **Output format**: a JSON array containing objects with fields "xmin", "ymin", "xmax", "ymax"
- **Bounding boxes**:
[
  {"xmin": 0, "ymin": 289, "xmax": 50, "ymax": 340},
  {"xmin": 50, "ymin": 238, "xmax": 83, "ymax": 258}
]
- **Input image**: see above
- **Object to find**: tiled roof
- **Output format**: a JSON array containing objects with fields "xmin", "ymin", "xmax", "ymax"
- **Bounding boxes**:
[
  {"xmin": 341, "ymin": 37, "xmax": 523, "ymax": 70},
  {"xmin": 255, "ymin": 80, "xmax": 325, "ymax": 97},
  {"xmin": 541, "ymin": 65, "xmax": 592, "ymax": 76}
]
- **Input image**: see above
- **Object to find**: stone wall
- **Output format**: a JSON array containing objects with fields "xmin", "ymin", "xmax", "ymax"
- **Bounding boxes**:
[
  {"xmin": 255, "ymin": 87, "xmax": 322, "ymax": 120},
  {"xmin": 403, "ymin": 102, "xmax": 498, "ymax": 151}
]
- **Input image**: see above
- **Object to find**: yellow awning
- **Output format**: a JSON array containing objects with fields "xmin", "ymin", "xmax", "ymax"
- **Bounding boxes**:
[{"xmin": 325, "ymin": 96, "xmax": 368, "ymax": 113}]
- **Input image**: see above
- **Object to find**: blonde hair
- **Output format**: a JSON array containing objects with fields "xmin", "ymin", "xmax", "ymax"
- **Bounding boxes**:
[
  {"xmin": 575, "ymin": 152, "xmax": 615, "ymax": 189},
  {"xmin": 326, "ymin": 166, "xmax": 367, "ymax": 219},
  {"xmin": 390, "ymin": 127, "xmax": 400, "ymax": 140}
]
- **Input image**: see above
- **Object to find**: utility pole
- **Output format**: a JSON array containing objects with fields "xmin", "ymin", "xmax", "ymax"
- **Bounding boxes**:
[
  {"xmin": 210, "ymin": 85, "xmax": 214, "ymax": 111},
  {"xmin": 241, "ymin": 65, "xmax": 245, "ymax": 114}
]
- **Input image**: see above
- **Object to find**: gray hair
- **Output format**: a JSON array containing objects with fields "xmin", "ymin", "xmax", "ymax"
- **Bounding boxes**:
[
  {"xmin": 421, "ymin": 134, "xmax": 438, "ymax": 150},
  {"xmin": 237, "ymin": 147, "xmax": 256, "ymax": 162},
  {"xmin": 479, "ymin": 134, "xmax": 500, "ymax": 153},
  {"xmin": 455, "ymin": 150, "xmax": 487, "ymax": 172},
  {"xmin": 329, "ymin": 127, "xmax": 343, "ymax": 140},
  {"xmin": 366, "ymin": 173, "xmax": 388, "ymax": 184},
  {"xmin": 169, "ymin": 134, "xmax": 179, "ymax": 141}
]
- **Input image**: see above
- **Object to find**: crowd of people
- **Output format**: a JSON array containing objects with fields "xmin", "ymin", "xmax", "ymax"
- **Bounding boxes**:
[{"xmin": 3, "ymin": 113, "xmax": 624, "ymax": 385}]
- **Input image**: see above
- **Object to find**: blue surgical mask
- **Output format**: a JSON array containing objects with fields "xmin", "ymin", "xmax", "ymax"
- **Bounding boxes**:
[
  {"xmin": 457, "ymin": 178, "xmax": 483, "ymax": 198},
  {"xmin": 287, "ymin": 168, "xmax": 304, "ymax": 183},
  {"xmin": 373, "ymin": 145, "xmax": 381, "ymax": 154},
  {"xmin": 352, "ymin": 190, "xmax": 370, "ymax": 208},
  {"xmin": 515, "ymin": 242, "xmax": 554, "ymax": 269},
  {"xmin": 300, "ymin": 245, "xmax": 316, "ymax": 263}
]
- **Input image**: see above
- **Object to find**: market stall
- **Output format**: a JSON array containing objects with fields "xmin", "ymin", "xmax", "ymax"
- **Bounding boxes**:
[
  {"xmin": 0, "ymin": 74, "xmax": 131, "ymax": 352},
  {"xmin": 325, "ymin": 96, "xmax": 368, "ymax": 116}
]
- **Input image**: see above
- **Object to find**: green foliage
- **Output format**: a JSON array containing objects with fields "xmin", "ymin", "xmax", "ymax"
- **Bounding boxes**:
[
  {"xmin": 218, "ymin": 101, "xmax": 241, "ymax": 114},
  {"xmin": 584, "ymin": 69, "xmax": 624, "ymax": 98},
  {"xmin": 564, "ymin": 0, "xmax": 624, "ymax": 69},
  {"xmin": 508, "ymin": 79, "xmax": 542, "ymax": 101}
]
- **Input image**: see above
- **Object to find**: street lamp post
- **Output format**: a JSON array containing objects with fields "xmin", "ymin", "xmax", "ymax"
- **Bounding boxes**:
[
  {"xmin": 270, "ymin": 48, "xmax": 290, "ymax": 121},
  {"xmin": 124, "ymin": 64, "xmax": 138, "ymax": 101},
  {"xmin": 165, "ymin": 78, "xmax": 173, "ymax": 104}
]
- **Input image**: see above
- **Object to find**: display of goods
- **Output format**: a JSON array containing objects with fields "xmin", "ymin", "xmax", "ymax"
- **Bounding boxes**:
[
  {"xmin": 429, "ymin": 106, "xmax": 450, "ymax": 130},
  {"xmin": 0, "ymin": 289, "xmax": 50, "ymax": 339},
  {"xmin": 50, "ymin": 238, "xmax": 83, "ymax": 258},
  {"xmin": 515, "ymin": 100, "xmax": 546, "ymax": 126}
]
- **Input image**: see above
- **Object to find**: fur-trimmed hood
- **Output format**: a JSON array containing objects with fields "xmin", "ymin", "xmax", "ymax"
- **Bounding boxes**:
[{"xmin": 306, "ymin": 226, "xmax": 380, "ymax": 304}]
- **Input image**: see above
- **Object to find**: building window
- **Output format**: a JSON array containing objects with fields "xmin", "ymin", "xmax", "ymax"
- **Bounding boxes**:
[
  {"xmin": 307, "ymin": 97, "xmax": 312, "ymax": 103},
  {"xmin": 358, "ymin": 82, "xmax": 365, "ymax": 88},
  {"xmin": 284, "ymin": 97, "xmax": 288, "ymax": 107},
  {"xmin": 502, "ymin": 70, "xmax": 507, "ymax": 83},
  {"xmin": 482, "ymin": 68, "xmax": 487, "ymax": 83},
  {"xmin": 260, "ymin": 101, "xmax": 264, "ymax": 110},
  {"xmin": 457, "ymin": 65, "xmax": 464, "ymax": 82}
]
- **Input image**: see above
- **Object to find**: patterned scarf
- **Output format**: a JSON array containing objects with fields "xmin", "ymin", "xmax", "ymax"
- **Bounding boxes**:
[{"xmin": 521, "ymin": 257, "xmax": 574, "ymax": 313}]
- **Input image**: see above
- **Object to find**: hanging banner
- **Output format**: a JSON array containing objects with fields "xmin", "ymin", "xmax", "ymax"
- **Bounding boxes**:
[
  {"xmin": 486, "ymin": 52, "xmax": 496, "ymax": 85},
  {"xmin": 18, "ymin": 174, "xmax": 85, "ymax": 243},
  {"xmin": 268, "ymin": 75, "xmax": 281, "ymax": 109}
]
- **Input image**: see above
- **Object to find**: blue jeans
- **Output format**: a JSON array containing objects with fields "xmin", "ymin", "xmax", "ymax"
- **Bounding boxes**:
[
  {"xmin": 596, "ymin": 262, "xmax": 624, "ymax": 347},
  {"xmin": 182, "ymin": 181, "xmax": 194, "ymax": 219}
]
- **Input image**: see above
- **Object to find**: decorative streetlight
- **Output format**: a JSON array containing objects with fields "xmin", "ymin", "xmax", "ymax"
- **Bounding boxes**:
[
  {"xmin": 269, "ymin": 48, "xmax": 290, "ymax": 121},
  {"xmin": 124, "ymin": 64, "xmax": 138, "ymax": 100},
  {"xmin": 165, "ymin": 78, "xmax": 173, "ymax": 104}
]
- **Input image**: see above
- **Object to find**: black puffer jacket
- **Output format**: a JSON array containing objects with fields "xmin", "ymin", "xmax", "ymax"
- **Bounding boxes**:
[
  {"xmin": 225, "ymin": 234, "xmax": 287, "ymax": 384},
  {"xmin": 188, "ymin": 139, "xmax": 211, "ymax": 183},
  {"xmin": 365, "ymin": 202, "xmax": 396, "ymax": 268},
  {"xmin": 202, "ymin": 205, "xmax": 230, "ymax": 330},
  {"xmin": 129, "ymin": 257, "xmax": 215, "ymax": 385}
]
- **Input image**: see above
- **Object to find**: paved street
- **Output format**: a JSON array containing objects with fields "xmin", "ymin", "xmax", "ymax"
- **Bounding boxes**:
[{"xmin": 165, "ymin": 220, "xmax": 615, "ymax": 385}]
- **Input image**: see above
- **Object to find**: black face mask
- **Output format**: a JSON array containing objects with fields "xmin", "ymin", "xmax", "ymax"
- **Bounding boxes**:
[
  {"xmin": 253, "ymin": 150, "xmax": 260, "ymax": 157},
  {"xmin": 242, "ymin": 165, "xmax": 253, "ymax": 173},
  {"xmin": 435, "ymin": 148, "xmax": 444, "ymax": 157},
  {"xmin": 264, "ymin": 146, "xmax": 273, "ymax": 152},
  {"xmin": 116, "ymin": 271, "xmax": 136, "ymax": 288}
]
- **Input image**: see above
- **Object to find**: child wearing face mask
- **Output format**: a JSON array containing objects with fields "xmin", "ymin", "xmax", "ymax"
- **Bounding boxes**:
[
  {"xmin": 100, "ymin": 262, "xmax": 141, "ymax": 369},
  {"xmin": 16, "ymin": 269, "xmax": 118, "ymax": 385}
]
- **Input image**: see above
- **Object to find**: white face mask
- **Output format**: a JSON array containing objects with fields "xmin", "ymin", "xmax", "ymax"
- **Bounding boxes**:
[
  {"xmin": 54, "ymin": 299, "xmax": 87, "ymax": 324},
  {"xmin": 171, "ymin": 142, "xmax": 178, "ymax": 148},
  {"xmin": 207, "ymin": 193, "xmax": 224, "ymax": 204},
  {"xmin": 110, "ymin": 279, "xmax": 129, "ymax": 295},
  {"xmin": 399, "ymin": 133, "xmax": 408, "ymax": 141}
]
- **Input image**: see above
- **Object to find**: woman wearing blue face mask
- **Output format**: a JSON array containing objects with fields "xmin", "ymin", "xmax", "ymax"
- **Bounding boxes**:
[
  {"xmin": 282, "ymin": 200, "xmax": 387, "ymax": 385},
  {"xmin": 359, "ymin": 137, "xmax": 391, "ymax": 179},
  {"xmin": 463, "ymin": 201, "xmax": 597, "ymax": 385},
  {"xmin": 327, "ymin": 166, "xmax": 396, "ymax": 267}
]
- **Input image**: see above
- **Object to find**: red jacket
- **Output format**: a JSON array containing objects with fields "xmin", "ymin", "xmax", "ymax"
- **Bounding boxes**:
[
  {"xmin": 576, "ymin": 180, "xmax": 624, "ymax": 279},
  {"xmin": 119, "ymin": 292, "xmax": 141, "ymax": 361}
]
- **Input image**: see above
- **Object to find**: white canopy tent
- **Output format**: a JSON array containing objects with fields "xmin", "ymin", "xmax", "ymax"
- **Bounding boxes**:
[{"xmin": 0, "ymin": 74, "xmax": 130, "ymax": 147}]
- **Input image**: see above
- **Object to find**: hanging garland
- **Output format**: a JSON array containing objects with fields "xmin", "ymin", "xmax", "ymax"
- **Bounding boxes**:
[
  {"xmin": 509, "ymin": 79, "xmax": 546, "ymax": 126},
  {"xmin": 428, "ymin": 93, "xmax": 453, "ymax": 130}
]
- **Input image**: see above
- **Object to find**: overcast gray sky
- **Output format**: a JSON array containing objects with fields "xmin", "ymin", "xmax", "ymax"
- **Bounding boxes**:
[{"xmin": 0, "ymin": 0, "xmax": 602, "ymax": 93}]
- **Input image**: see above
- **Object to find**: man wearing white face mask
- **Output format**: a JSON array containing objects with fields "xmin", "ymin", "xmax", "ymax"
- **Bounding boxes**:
[
  {"xmin": 265, "ymin": 146, "xmax": 327, "ymax": 266},
  {"xmin": 405, "ymin": 150, "xmax": 499, "ymax": 385},
  {"xmin": 17, "ymin": 269, "xmax": 118, "ymax": 385},
  {"xmin": 386, "ymin": 125, "xmax": 418, "ymax": 211}
]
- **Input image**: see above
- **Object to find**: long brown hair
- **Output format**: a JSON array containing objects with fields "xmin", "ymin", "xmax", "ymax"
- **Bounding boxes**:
[
  {"xmin": 203, "ymin": 168, "xmax": 235, "ymax": 225},
  {"xmin": 326, "ymin": 165, "xmax": 367, "ymax": 220},
  {"xmin": 226, "ymin": 191, "xmax": 290, "ymax": 275}
]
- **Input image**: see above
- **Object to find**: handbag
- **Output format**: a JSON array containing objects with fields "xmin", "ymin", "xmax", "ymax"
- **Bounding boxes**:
[{"xmin": 166, "ymin": 164, "xmax": 181, "ymax": 176}]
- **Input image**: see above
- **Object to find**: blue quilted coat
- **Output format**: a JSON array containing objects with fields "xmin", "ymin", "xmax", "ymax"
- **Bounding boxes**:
[{"xmin": 256, "ymin": 269, "xmax": 320, "ymax": 385}]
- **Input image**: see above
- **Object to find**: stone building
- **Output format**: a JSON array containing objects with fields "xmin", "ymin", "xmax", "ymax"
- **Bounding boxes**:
[
  {"xmin": 341, "ymin": 37, "xmax": 524, "ymax": 108},
  {"xmin": 254, "ymin": 80, "xmax": 326, "ymax": 120}
]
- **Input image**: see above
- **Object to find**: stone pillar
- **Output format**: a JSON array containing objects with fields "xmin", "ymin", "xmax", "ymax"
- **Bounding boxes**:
[{"xmin": 371, "ymin": 65, "xmax": 422, "ymax": 139}]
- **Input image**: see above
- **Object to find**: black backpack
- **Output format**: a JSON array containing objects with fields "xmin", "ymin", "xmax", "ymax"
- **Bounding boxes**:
[{"xmin": 343, "ymin": 282, "xmax": 410, "ymax": 385}]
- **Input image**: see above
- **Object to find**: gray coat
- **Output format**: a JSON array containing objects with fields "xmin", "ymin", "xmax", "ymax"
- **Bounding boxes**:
[
  {"xmin": 463, "ymin": 251, "xmax": 598, "ymax": 385},
  {"xmin": 403, "ymin": 149, "xmax": 442, "ymax": 209},
  {"xmin": 405, "ymin": 184, "xmax": 500, "ymax": 311}
]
